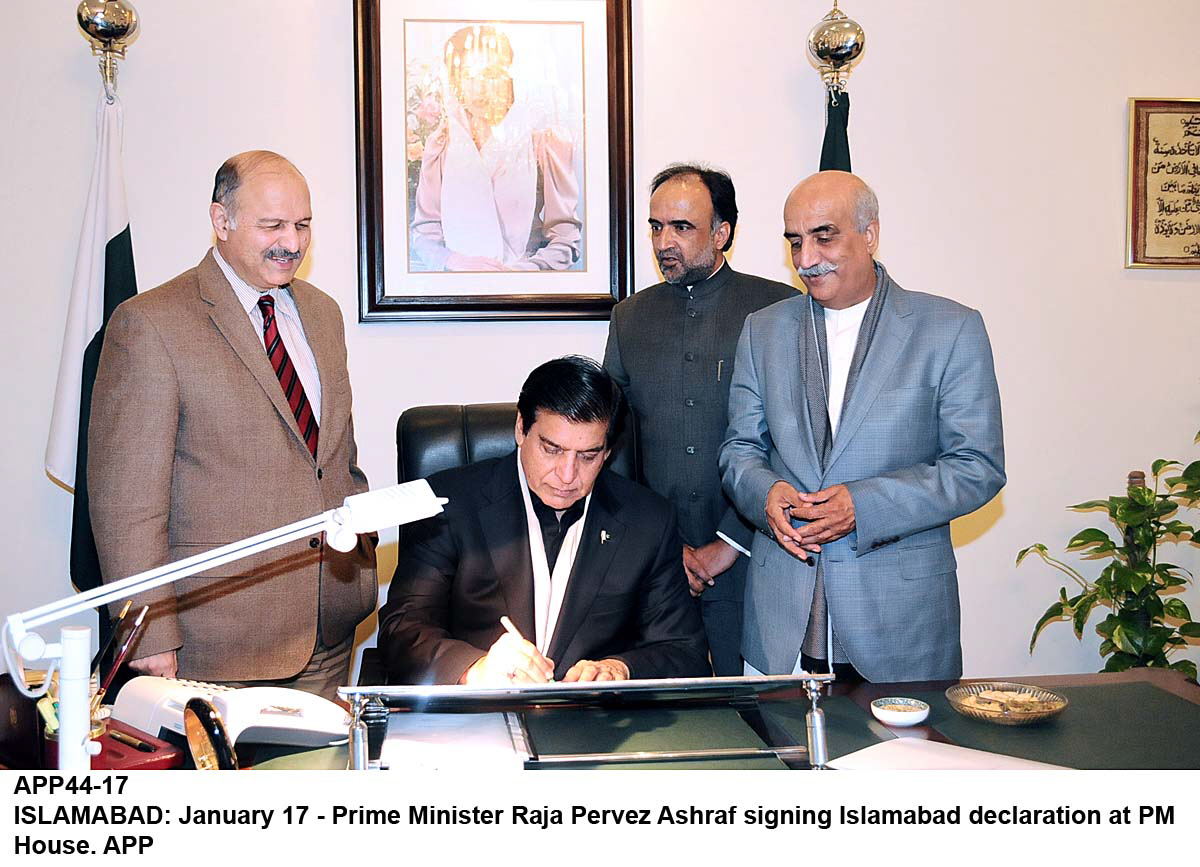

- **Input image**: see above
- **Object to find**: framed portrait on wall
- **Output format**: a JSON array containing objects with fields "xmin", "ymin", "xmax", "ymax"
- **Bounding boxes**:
[
  {"xmin": 353, "ymin": 0, "xmax": 634, "ymax": 320},
  {"xmin": 1127, "ymin": 98, "xmax": 1200, "ymax": 269}
]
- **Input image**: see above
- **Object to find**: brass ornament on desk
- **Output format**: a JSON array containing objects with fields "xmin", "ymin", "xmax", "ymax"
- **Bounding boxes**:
[
  {"xmin": 806, "ymin": 1, "xmax": 865, "ymax": 96},
  {"xmin": 76, "ymin": 1, "xmax": 140, "ymax": 101}
]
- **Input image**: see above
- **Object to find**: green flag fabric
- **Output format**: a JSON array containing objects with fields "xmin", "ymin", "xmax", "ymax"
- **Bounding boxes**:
[{"xmin": 819, "ymin": 90, "xmax": 851, "ymax": 172}]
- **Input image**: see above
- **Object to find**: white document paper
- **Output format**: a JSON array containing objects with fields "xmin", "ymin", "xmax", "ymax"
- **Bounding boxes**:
[
  {"xmin": 829, "ymin": 737, "xmax": 1067, "ymax": 770},
  {"xmin": 380, "ymin": 712, "xmax": 526, "ymax": 772}
]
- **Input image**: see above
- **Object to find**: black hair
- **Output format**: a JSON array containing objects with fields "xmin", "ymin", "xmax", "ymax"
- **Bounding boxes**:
[
  {"xmin": 517, "ymin": 356, "xmax": 624, "ymax": 448},
  {"xmin": 650, "ymin": 163, "xmax": 738, "ymax": 251}
]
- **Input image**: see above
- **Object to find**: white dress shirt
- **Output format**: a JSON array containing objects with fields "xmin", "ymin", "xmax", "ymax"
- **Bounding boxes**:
[
  {"xmin": 516, "ymin": 453, "xmax": 592, "ymax": 654},
  {"xmin": 213, "ymin": 247, "xmax": 322, "ymax": 420},
  {"xmin": 823, "ymin": 295, "xmax": 871, "ymax": 437}
]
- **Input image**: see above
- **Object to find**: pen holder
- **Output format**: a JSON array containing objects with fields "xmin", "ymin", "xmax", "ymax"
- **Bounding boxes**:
[{"xmin": 38, "ymin": 669, "xmax": 108, "ymax": 769}]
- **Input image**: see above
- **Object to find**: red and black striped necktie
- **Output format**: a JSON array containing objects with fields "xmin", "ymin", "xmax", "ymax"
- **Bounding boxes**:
[{"xmin": 257, "ymin": 294, "xmax": 318, "ymax": 458}]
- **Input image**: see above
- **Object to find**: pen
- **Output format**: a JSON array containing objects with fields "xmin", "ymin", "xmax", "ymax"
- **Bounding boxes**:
[
  {"xmin": 499, "ymin": 616, "xmax": 554, "ymax": 682},
  {"xmin": 499, "ymin": 616, "xmax": 522, "ymax": 639},
  {"xmin": 108, "ymin": 729, "xmax": 154, "ymax": 753},
  {"xmin": 91, "ymin": 600, "xmax": 133, "ymax": 675},
  {"xmin": 92, "ymin": 606, "xmax": 149, "ymax": 713}
]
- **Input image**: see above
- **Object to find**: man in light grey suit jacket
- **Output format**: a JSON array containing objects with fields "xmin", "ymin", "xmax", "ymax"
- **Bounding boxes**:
[{"xmin": 719, "ymin": 171, "xmax": 1005, "ymax": 683}]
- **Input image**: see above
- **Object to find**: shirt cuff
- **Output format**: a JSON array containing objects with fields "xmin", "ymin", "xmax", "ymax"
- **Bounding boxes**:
[{"xmin": 716, "ymin": 531, "xmax": 751, "ymax": 558}]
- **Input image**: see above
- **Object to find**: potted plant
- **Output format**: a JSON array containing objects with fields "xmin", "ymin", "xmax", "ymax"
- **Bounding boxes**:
[{"xmin": 1017, "ymin": 432, "xmax": 1200, "ymax": 682}]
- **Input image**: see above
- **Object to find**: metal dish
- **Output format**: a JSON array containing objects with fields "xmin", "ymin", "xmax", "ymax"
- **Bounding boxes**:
[{"xmin": 945, "ymin": 681, "xmax": 1068, "ymax": 726}]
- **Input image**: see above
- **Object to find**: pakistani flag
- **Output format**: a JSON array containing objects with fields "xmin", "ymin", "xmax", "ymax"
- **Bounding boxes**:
[
  {"xmin": 819, "ymin": 90, "xmax": 851, "ymax": 172},
  {"xmin": 45, "ymin": 94, "xmax": 138, "ymax": 595}
]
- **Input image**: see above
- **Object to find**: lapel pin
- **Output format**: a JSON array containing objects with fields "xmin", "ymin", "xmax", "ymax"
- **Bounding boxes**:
[{"xmin": 600, "ymin": 529, "xmax": 611, "ymax": 545}]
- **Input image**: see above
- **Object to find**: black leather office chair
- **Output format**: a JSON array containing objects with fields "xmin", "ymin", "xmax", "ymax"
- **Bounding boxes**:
[
  {"xmin": 396, "ymin": 402, "xmax": 639, "ymax": 488},
  {"xmin": 357, "ymin": 403, "xmax": 640, "ymax": 685}
]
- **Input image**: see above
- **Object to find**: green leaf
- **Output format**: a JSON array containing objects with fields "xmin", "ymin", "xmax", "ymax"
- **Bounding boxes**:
[
  {"xmin": 1030, "ymin": 601, "xmax": 1066, "ymax": 652},
  {"xmin": 1104, "ymin": 653, "xmax": 1137, "ymax": 672},
  {"xmin": 1164, "ymin": 598, "xmax": 1192, "ymax": 622},
  {"xmin": 1151, "ymin": 459, "xmax": 1180, "ymax": 476},
  {"xmin": 1015, "ymin": 543, "xmax": 1047, "ymax": 566},
  {"xmin": 1170, "ymin": 659, "xmax": 1198, "ymax": 682},
  {"xmin": 1069, "ymin": 499, "xmax": 1113, "ymax": 511},
  {"xmin": 1111, "ymin": 563, "xmax": 1139, "ymax": 593},
  {"xmin": 1128, "ymin": 485, "xmax": 1156, "ymax": 506},
  {"xmin": 1072, "ymin": 594, "xmax": 1098, "ymax": 637},
  {"xmin": 1115, "ymin": 502, "xmax": 1153, "ymax": 526},
  {"xmin": 1111, "ymin": 624, "xmax": 1137, "ymax": 654},
  {"xmin": 1181, "ymin": 460, "xmax": 1200, "ymax": 482},
  {"xmin": 1098, "ymin": 639, "xmax": 1115, "ymax": 656},
  {"xmin": 1178, "ymin": 622, "xmax": 1200, "ymax": 638},
  {"xmin": 1161, "ymin": 521, "xmax": 1195, "ymax": 537},
  {"xmin": 1129, "ymin": 568, "xmax": 1150, "ymax": 595},
  {"xmin": 1067, "ymin": 528, "xmax": 1115, "ymax": 548},
  {"xmin": 1152, "ymin": 498, "xmax": 1180, "ymax": 518},
  {"xmin": 1142, "ymin": 627, "xmax": 1173, "ymax": 660},
  {"xmin": 1144, "ymin": 594, "xmax": 1164, "ymax": 621}
]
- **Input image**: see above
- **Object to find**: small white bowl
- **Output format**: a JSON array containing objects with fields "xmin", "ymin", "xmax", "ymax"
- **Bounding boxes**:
[{"xmin": 870, "ymin": 697, "xmax": 930, "ymax": 727}]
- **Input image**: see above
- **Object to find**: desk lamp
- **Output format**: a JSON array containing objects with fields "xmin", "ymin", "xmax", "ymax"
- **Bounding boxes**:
[{"xmin": 3, "ymin": 480, "xmax": 446, "ymax": 770}]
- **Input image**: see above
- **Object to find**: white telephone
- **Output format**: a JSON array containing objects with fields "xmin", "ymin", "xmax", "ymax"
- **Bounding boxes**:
[{"xmin": 111, "ymin": 676, "xmax": 350, "ymax": 748}]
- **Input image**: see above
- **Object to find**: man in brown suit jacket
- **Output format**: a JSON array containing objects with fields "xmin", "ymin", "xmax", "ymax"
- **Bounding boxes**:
[{"xmin": 88, "ymin": 151, "xmax": 376, "ymax": 698}]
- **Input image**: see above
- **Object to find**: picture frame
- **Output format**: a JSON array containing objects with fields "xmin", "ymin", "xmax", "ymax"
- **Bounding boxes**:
[
  {"xmin": 353, "ymin": 0, "xmax": 634, "ymax": 320},
  {"xmin": 1126, "ymin": 97, "xmax": 1200, "ymax": 269}
]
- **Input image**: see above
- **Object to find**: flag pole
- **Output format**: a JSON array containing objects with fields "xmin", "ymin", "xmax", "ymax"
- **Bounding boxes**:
[
  {"xmin": 44, "ymin": 5, "xmax": 143, "ymax": 694},
  {"xmin": 75, "ymin": 1, "xmax": 141, "ymax": 103},
  {"xmin": 807, "ymin": 2, "xmax": 865, "ymax": 173}
]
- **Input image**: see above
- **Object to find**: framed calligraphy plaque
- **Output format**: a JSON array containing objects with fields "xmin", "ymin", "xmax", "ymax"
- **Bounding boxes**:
[
  {"xmin": 1127, "ymin": 98, "xmax": 1200, "ymax": 268},
  {"xmin": 353, "ymin": 0, "xmax": 634, "ymax": 320}
]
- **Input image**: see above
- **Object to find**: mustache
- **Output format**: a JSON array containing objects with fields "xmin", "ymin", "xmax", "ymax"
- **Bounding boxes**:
[
  {"xmin": 265, "ymin": 247, "xmax": 302, "ymax": 261},
  {"xmin": 796, "ymin": 262, "xmax": 837, "ymax": 278}
]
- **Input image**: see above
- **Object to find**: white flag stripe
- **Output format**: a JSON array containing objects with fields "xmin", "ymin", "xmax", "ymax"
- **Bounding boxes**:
[{"xmin": 45, "ymin": 94, "xmax": 132, "ymax": 489}]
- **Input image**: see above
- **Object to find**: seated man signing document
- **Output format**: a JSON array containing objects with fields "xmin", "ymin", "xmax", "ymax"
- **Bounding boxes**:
[{"xmin": 379, "ymin": 356, "xmax": 710, "ymax": 685}]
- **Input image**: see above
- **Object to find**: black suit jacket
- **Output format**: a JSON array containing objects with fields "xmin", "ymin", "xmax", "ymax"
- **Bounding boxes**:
[{"xmin": 379, "ymin": 453, "xmax": 710, "ymax": 684}]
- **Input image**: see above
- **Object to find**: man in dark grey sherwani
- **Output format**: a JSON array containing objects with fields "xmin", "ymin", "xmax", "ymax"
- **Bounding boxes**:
[{"xmin": 603, "ymin": 164, "xmax": 794, "ymax": 675}]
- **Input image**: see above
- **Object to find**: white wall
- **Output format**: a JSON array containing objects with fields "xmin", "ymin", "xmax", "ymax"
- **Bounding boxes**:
[{"xmin": 3, "ymin": 0, "xmax": 1197, "ymax": 680}]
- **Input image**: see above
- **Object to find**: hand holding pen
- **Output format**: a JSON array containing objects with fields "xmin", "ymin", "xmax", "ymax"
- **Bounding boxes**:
[{"xmin": 460, "ymin": 616, "xmax": 555, "ymax": 686}]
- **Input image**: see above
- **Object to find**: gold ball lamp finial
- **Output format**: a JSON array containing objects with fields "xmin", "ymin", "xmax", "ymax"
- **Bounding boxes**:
[
  {"xmin": 806, "ymin": 3, "xmax": 865, "ymax": 94},
  {"xmin": 76, "ymin": 1, "xmax": 140, "ymax": 100}
]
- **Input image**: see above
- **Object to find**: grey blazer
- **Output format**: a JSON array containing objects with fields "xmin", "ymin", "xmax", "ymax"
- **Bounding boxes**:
[{"xmin": 719, "ymin": 270, "xmax": 1005, "ymax": 682}]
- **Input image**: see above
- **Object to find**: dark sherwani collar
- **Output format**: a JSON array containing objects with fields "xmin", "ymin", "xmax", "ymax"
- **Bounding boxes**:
[{"xmin": 667, "ymin": 257, "xmax": 732, "ymax": 301}]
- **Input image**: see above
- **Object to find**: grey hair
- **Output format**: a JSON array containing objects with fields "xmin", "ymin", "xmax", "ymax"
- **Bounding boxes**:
[
  {"xmin": 854, "ymin": 182, "xmax": 879, "ymax": 232},
  {"xmin": 212, "ymin": 150, "xmax": 300, "ymax": 228}
]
